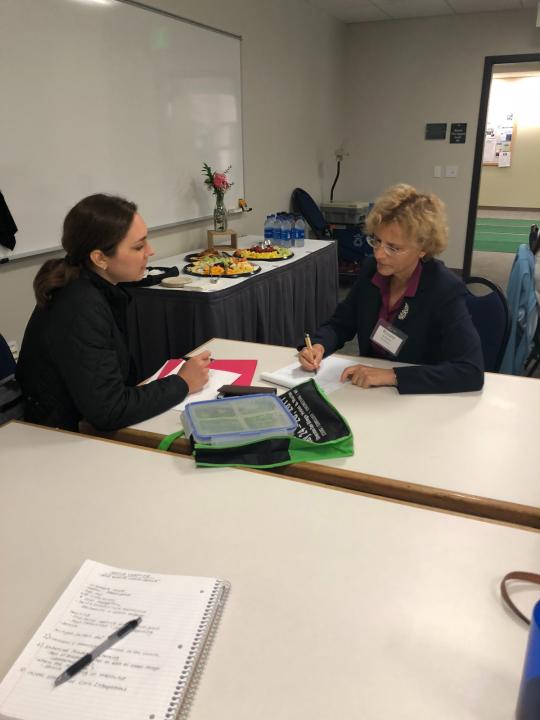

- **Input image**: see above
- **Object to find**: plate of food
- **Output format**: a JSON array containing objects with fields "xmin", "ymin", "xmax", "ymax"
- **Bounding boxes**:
[
  {"xmin": 183, "ymin": 254, "xmax": 261, "ymax": 278},
  {"xmin": 234, "ymin": 244, "xmax": 294, "ymax": 261},
  {"xmin": 184, "ymin": 248, "xmax": 232, "ymax": 263}
]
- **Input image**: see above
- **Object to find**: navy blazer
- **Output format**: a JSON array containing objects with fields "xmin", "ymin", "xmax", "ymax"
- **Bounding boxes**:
[{"xmin": 311, "ymin": 258, "xmax": 484, "ymax": 394}]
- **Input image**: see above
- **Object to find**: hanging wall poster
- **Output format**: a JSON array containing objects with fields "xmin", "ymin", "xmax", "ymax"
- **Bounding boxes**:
[{"xmin": 483, "ymin": 113, "xmax": 514, "ymax": 166}]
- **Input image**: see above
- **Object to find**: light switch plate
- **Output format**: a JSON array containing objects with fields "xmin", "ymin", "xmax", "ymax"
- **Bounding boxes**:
[{"xmin": 445, "ymin": 165, "xmax": 458, "ymax": 178}]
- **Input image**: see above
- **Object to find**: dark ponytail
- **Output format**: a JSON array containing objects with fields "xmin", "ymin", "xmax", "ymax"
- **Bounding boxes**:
[{"xmin": 34, "ymin": 194, "xmax": 137, "ymax": 306}]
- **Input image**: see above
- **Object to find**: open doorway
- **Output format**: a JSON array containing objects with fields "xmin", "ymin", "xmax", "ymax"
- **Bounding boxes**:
[{"xmin": 463, "ymin": 53, "xmax": 540, "ymax": 288}]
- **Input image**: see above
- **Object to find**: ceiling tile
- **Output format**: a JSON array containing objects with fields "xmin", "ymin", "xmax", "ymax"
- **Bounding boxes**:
[
  {"xmin": 372, "ymin": 0, "xmax": 454, "ymax": 19},
  {"xmin": 312, "ymin": 0, "xmax": 389, "ymax": 21},
  {"xmin": 307, "ymin": 0, "xmax": 388, "ymax": 22},
  {"xmin": 447, "ymin": 0, "xmax": 522, "ymax": 13},
  {"xmin": 312, "ymin": 0, "xmax": 539, "ymax": 22}
]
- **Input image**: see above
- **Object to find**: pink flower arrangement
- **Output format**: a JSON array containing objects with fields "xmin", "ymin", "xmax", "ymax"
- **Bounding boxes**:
[{"xmin": 202, "ymin": 162, "xmax": 233, "ymax": 197}]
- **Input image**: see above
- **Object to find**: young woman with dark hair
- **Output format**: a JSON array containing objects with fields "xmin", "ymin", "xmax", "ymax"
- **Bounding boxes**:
[{"xmin": 17, "ymin": 194, "xmax": 209, "ymax": 431}]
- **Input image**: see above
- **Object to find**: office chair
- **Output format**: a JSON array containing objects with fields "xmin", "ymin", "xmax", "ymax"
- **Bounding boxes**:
[
  {"xmin": 464, "ymin": 277, "xmax": 511, "ymax": 373},
  {"xmin": 0, "ymin": 332, "xmax": 24, "ymax": 423},
  {"xmin": 291, "ymin": 188, "xmax": 332, "ymax": 240}
]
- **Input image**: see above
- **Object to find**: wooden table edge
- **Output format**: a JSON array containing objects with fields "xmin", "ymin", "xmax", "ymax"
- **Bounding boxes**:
[
  {"xmin": 76, "ymin": 421, "xmax": 540, "ymax": 531},
  {"xmin": 273, "ymin": 461, "xmax": 540, "ymax": 531}
]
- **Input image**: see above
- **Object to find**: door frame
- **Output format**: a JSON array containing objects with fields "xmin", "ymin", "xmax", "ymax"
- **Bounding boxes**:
[{"xmin": 463, "ymin": 52, "xmax": 540, "ymax": 277}]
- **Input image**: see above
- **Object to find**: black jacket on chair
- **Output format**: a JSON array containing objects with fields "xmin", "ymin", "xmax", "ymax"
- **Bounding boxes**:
[
  {"xmin": 16, "ymin": 270, "xmax": 187, "ymax": 431},
  {"xmin": 311, "ymin": 257, "xmax": 484, "ymax": 394}
]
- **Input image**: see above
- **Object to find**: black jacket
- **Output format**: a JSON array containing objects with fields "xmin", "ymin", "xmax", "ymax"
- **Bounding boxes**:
[
  {"xmin": 311, "ymin": 258, "xmax": 484, "ymax": 394},
  {"xmin": 16, "ymin": 270, "xmax": 188, "ymax": 431}
]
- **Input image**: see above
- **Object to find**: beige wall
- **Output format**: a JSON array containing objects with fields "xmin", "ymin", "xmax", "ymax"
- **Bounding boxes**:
[
  {"xmin": 479, "ymin": 76, "xmax": 540, "ymax": 208},
  {"xmin": 0, "ymin": 0, "xmax": 346, "ymax": 345},
  {"xmin": 343, "ymin": 9, "xmax": 540, "ymax": 268}
]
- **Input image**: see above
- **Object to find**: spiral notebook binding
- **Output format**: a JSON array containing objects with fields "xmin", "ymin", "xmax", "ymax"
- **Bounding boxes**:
[{"xmin": 165, "ymin": 579, "xmax": 230, "ymax": 720}]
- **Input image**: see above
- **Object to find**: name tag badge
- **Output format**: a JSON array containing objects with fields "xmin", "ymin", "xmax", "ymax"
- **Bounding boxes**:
[{"xmin": 371, "ymin": 319, "xmax": 407, "ymax": 357}]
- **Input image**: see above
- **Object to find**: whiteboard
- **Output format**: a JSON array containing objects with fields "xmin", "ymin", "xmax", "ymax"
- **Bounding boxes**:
[{"xmin": 0, "ymin": 0, "xmax": 244, "ymax": 260}]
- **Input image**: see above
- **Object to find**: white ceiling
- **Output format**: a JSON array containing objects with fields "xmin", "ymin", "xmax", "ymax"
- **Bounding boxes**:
[{"xmin": 306, "ymin": 0, "xmax": 538, "ymax": 24}]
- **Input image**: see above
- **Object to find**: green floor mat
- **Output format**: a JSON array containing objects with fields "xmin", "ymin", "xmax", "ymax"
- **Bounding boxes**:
[{"xmin": 474, "ymin": 217, "xmax": 539, "ymax": 253}]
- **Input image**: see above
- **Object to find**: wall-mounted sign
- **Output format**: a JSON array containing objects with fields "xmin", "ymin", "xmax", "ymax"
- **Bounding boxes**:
[
  {"xmin": 450, "ymin": 123, "xmax": 467, "ymax": 144},
  {"xmin": 425, "ymin": 123, "xmax": 447, "ymax": 140}
]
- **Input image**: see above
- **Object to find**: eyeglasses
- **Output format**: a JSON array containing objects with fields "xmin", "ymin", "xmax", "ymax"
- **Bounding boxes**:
[{"xmin": 366, "ymin": 236, "xmax": 408, "ymax": 257}]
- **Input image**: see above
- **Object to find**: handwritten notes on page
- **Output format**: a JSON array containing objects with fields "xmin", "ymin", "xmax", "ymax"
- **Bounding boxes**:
[{"xmin": 0, "ymin": 560, "xmax": 228, "ymax": 720}]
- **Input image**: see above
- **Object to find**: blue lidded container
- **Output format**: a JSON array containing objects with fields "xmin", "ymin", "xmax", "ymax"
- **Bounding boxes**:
[
  {"xmin": 516, "ymin": 602, "xmax": 540, "ymax": 720},
  {"xmin": 181, "ymin": 394, "xmax": 297, "ymax": 447}
]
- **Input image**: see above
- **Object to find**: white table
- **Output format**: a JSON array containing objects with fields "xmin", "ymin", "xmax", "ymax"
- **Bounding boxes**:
[
  {"xmin": 126, "ymin": 237, "xmax": 338, "ymax": 377},
  {"xmin": 103, "ymin": 338, "xmax": 540, "ymax": 527},
  {"xmin": 149, "ymin": 236, "xmax": 329, "ymax": 293},
  {"xmin": 1, "ymin": 421, "xmax": 539, "ymax": 719}
]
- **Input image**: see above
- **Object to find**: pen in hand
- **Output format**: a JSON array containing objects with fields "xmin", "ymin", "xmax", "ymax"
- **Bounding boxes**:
[
  {"xmin": 54, "ymin": 617, "xmax": 141, "ymax": 687},
  {"xmin": 304, "ymin": 332, "xmax": 318, "ymax": 374}
]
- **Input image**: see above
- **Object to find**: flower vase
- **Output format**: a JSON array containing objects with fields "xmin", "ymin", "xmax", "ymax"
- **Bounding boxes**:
[{"xmin": 213, "ymin": 194, "xmax": 228, "ymax": 232}]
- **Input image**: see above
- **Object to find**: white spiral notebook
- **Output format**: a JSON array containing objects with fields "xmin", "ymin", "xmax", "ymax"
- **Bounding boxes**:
[{"xmin": 0, "ymin": 560, "xmax": 229, "ymax": 720}]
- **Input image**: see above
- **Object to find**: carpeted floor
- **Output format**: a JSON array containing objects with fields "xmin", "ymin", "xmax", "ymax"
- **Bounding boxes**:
[{"xmin": 474, "ymin": 217, "xmax": 538, "ymax": 253}]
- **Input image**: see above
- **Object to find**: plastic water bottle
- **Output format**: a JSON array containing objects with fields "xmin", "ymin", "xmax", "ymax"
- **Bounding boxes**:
[
  {"xmin": 264, "ymin": 215, "xmax": 274, "ymax": 242},
  {"xmin": 273, "ymin": 213, "xmax": 282, "ymax": 245},
  {"xmin": 281, "ymin": 215, "xmax": 292, "ymax": 249},
  {"xmin": 293, "ymin": 216, "xmax": 305, "ymax": 247}
]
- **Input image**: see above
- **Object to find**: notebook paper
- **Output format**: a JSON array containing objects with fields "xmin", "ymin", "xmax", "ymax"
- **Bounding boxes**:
[
  {"xmin": 261, "ymin": 355, "xmax": 364, "ymax": 395},
  {"xmin": 144, "ymin": 361, "xmax": 240, "ymax": 410},
  {"xmin": 0, "ymin": 560, "xmax": 229, "ymax": 720},
  {"xmin": 148, "ymin": 358, "xmax": 257, "ymax": 387}
]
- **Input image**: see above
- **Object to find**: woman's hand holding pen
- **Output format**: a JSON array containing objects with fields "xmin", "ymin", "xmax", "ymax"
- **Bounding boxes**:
[
  {"xmin": 178, "ymin": 351, "xmax": 211, "ymax": 393},
  {"xmin": 298, "ymin": 343, "xmax": 324, "ymax": 372}
]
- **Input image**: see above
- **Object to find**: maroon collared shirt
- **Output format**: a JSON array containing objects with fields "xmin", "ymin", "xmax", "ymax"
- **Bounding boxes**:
[{"xmin": 370, "ymin": 261, "xmax": 423, "ymax": 357}]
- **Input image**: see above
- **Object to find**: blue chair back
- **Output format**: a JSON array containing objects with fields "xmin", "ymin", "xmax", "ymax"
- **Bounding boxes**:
[
  {"xmin": 464, "ymin": 277, "xmax": 510, "ymax": 373},
  {"xmin": 291, "ymin": 188, "xmax": 332, "ymax": 240}
]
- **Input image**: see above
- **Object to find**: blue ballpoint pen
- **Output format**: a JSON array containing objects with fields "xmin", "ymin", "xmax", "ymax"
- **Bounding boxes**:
[{"xmin": 54, "ymin": 617, "xmax": 141, "ymax": 687}]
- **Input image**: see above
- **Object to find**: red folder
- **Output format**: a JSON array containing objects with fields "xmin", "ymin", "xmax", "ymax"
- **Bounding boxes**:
[{"xmin": 157, "ymin": 358, "xmax": 257, "ymax": 386}]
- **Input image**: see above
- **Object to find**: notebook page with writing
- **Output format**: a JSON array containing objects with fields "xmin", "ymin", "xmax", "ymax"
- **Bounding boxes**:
[
  {"xmin": 261, "ymin": 355, "xmax": 363, "ymax": 395},
  {"xmin": 0, "ymin": 560, "xmax": 229, "ymax": 720}
]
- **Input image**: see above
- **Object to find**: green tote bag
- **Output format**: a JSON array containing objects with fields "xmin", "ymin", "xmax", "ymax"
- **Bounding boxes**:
[{"xmin": 160, "ymin": 379, "xmax": 353, "ymax": 469}]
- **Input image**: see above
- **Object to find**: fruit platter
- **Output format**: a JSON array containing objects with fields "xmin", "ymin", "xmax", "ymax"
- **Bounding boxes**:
[
  {"xmin": 183, "ymin": 254, "xmax": 261, "ymax": 278},
  {"xmin": 233, "ymin": 244, "xmax": 294, "ymax": 261}
]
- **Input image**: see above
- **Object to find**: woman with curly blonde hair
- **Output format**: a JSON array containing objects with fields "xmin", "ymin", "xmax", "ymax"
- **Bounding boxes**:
[{"xmin": 299, "ymin": 184, "xmax": 483, "ymax": 394}]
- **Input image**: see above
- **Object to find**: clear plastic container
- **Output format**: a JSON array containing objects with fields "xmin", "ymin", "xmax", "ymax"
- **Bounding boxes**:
[{"xmin": 181, "ymin": 394, "xmax": 297, "ymax": 446}]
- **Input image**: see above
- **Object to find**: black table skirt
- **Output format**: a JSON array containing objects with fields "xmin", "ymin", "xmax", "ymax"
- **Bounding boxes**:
[{"xmin": 127, "ymin": 243, "xmax": 339, "ymax": 377}]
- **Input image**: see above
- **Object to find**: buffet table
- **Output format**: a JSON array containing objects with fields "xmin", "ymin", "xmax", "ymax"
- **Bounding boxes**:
[{"xmin": 126, "ymin": 237, "xmax": 339, "ymax": 377}]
